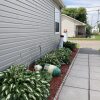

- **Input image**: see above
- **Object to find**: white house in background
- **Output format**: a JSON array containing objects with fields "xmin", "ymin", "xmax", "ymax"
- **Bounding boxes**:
[
  {"xmin": 61, "ymin": 14, "xmax": 86, "ymax": 37},
  {"xmin": 92, "ymin": 26, "xmax": 99, "ymax": 33},
  {"xmin": 0, "ymin": 0, "xmax": 64, "ymax": 70}
]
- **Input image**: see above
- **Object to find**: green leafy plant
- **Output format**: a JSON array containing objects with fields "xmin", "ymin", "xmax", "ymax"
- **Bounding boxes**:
[
  {"xmin": 36, "ymin": 48, "xmax": 72, "ymax": 67},
  {"xmin": 0, "ymin": 65, "xmax": 50, "ymax": 100},
  {"xmin": 55, "ymin": 48, "xmax": 72, "ymax": 64},
  {"xmin": 40, "ymin": 70, "xmax": 52, "ymax": 82},
  {"xmin": 63, "ymin": 41, "xmax": 77, "ymax": 51},
  {"xmin": 36, "ymin": 53, "xmax": 61, "ymax": 67}
]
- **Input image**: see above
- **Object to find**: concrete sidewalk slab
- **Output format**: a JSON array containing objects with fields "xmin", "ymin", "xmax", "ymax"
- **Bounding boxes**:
[
  {"xmin": 89, "ymin": 58, "xmax": 100, "ymax": 61},
  {"xmin": 90, "ymin": 67, "xmax": 100, "ymax": 73},
  {"xmin": 69, "ymin": 70, "xmax": 89, "ymax": 78},
  {"xmin": 77, "ymin": 56, "xmax": 88, "ymax": 59},
  {"xmin": 89, "ymin": 57, "xmax": 100, "ymax": 61},
  {"xmin": 90, "ymin": 72, "xmax": 100, "ymax": 80},
  {"xmin": 64, "ymin": 76, "xmax": 88, "ymax": 89},
  {"xmin": 89, "ymin": 55, "xmax": 100, "ymax": 57},
  {"xmin": 90, "ymin": 65, "xmax": 100, "ymax": 67},
  {"xmin": 89, "ymin": 63, "xmax": 100, "ymax": 67},
  {"xmin": 90, "ymin": 79, "xmax": 100, "ymax": 91},
  {"xmin": 90, "ymin": 90, "xmax": 100, "ymax": 100},
  {"xmin": 74, "ymin": 61, "xmax": 88, "ymax": 66},
  {"xmin": 77, "ymin": 54, "xmax": 88, "ymax": 57},
  {"xmin": 72, "ymin": 65, "xmax": 88, "ymax": 72},
  {"xmin": 75, "ymin": 58, "xmax": 88, "ymax": 62},
  {"xmin": 58, "ymin": 86, "xmax": 88, "ymax": 100}
]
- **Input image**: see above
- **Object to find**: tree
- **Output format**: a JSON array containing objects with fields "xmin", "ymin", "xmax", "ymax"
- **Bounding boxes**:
[
  {"xmin": 86, "ymin": 24, "xmax": 92, "ymax": 37},
  {"xmin": 62, "ymin": 8, "xmax": 77, "ymax": 18},
  {"xmin": 62, "ymin": 7, "xmax": 87, "ymax": 23},
  {"xmin": 98, "ymin": 23, "xmax": 100, "ymax": 32}
]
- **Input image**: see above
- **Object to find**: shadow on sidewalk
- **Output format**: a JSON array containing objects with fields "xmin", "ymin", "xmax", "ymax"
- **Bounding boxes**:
[{"xmin": 79, "ymin": 48, "xmax": 100, "ymax": 55}]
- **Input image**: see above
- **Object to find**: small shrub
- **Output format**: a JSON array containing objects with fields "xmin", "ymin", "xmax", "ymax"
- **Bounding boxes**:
[
  {"xmin": 63, "ymin": 41, "xmax": 77, "ymax": 51},
  {"xmin": 55, "ymin": 48, "xmax": 72, "ymax": 64},
  {"xmin": 36, "ymin": 48, "xmax": 72, "ymax": 66},
  {"xmin": 40, "ymin": 70, "xmax": 52, "ymax": 82},
  {"xmin": 0, "ymin": 65, "xmax": 51, "ymax": 100},
  {"xmin": 36, "ymin": 53, "xmax": 61, "ymax": 67}
]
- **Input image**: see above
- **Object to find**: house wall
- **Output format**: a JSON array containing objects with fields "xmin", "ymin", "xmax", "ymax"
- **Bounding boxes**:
[
  {"xmin": 61, "ymin": 16, "xmax": 76, "ymax": 37},
  {"xmin": 0, "ymin": 0, "xmax": 61, "ymax": 71}
]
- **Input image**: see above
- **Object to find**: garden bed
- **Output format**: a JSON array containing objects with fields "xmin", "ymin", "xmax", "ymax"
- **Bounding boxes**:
[
  {"xmin": 28, "ymin": 48, "xmax": 78, "ymax": 100},
  {"xmin": 48, "ymin": 48, "xmax": 78, "ymax": 100},
  {"xmin": 0, "ymin": 41, "xmax": 78, "ymax": 100}
]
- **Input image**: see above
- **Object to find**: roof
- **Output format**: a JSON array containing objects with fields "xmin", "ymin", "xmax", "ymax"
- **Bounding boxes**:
[
  {"xmin": 54, "ymin": 0, "xmax": 65, "ymax": 8},
  {"xmin": 62, "ymin": 14, "xmax": 86, "ymax": 26}
]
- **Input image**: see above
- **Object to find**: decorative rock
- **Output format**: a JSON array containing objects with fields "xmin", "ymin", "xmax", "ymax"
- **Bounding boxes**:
[
  {"xmin": 52, "ymin": 67, "xmax": 61, "ymax": 77},
  {"xmin": 34, "ymin": 65, "xmax": 42, "ymax": 71},
  {"xmin": 44, "ymin": 64, "xmax": 61, "ymax": 77}
]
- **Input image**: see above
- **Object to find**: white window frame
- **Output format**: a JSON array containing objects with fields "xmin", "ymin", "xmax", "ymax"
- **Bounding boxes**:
[{"xmin": 55, "ymin": 7, "xmax": 60, "ymax": 34}]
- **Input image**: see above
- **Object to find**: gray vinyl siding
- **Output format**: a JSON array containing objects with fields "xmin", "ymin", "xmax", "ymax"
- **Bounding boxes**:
[{"xmin": 0, "ymin": 0, "xmax": 61, "ymax": 71}]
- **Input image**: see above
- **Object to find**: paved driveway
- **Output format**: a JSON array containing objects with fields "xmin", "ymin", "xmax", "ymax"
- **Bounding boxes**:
[
  {"xmin": 70, "ymin": 40, "xmax": 100, "ymax": 50},
  {"xmin": 58, "ymin": 40, "xmax": 100, "ymax": 100}
]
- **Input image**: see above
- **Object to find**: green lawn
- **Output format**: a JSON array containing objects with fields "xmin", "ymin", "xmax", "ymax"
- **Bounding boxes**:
[
  {"xmin": 69, "ymin": 35, "xmax": 100, "ymax": 41},
  {"xmin": 95, "ymin": 35, "xmax": 100, "ymax": 40}
]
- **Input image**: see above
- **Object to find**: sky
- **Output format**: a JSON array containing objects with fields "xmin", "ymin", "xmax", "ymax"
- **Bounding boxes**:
[{"xmin": 63, "ymin": 0, "xmax": 100, "ymax": 26}]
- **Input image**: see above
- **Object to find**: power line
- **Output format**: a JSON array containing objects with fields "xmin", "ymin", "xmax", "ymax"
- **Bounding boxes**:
[
  {"xmin": 87, "ymin": 10, "xmax": 100, "ymax": 12},
  {"xmin": 97, "ymin": 10, "xmax": 100, "ymax": 31},
  {"xmin": 86, "ymin": 6, "xmax": 100, "ymax": 8}
]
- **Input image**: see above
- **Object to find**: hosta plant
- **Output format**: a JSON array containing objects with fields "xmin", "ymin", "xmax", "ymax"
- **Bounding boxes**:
[
  {"xmin": 36, "ymin": 48, "xmax": 72, "ymax": 67},
  {"xmin": 36, "ymin": 53, "xmax": 61, "ymax": 67},
  {"xmin": 55, "ymin": 48, "xmax": 72, "ymax": 64},
  {"xmin": 0, "ymin": 65, "xmax": 51, "ymax": 100}
]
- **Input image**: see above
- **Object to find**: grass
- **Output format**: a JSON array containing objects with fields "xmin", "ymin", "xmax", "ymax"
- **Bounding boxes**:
[
  {"xmin": 95, "ymin": 35, "xmax": 100, "ymax": 40},
  {"xmin": 76, "ymin": 43, "xmax": 80, "ymax": 48},
  {"xmin": 69, "ymin": 35, "xmax": 100, "ymax": 41}
]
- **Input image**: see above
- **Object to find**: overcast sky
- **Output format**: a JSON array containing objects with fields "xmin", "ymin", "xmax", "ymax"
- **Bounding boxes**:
[{"xmin": 64, "ymin": 0, "xmax": 100, "ymax": 26}]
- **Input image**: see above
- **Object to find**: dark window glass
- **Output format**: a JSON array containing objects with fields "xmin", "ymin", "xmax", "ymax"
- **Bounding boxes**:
[{"xmin": 55, "ymin": 22, "xmax": 59, "ymax": 32}]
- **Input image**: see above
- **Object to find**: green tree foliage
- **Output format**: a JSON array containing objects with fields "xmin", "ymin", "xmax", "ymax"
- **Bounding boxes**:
[
  {"xmin": 62, "ymin": 7, "xmax": 87, "ymax": 23},
  {"xmin": 86, "ymin": 24, "xmax": 92, "ymax": 37},
  {"xmin": 98, "ymin": 23, "xmax": 100, "ymax": 32}
]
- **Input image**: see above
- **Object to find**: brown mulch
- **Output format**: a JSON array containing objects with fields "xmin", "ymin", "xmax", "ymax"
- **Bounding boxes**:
[{"xmin": 48, "ymin": 48, "xmax": 78, "ymax": 100}]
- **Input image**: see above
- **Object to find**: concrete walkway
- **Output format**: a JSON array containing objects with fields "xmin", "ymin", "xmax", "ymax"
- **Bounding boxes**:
[{"xmin": 58, "ymin": 48, "xmax": 100, "ymax": 100}]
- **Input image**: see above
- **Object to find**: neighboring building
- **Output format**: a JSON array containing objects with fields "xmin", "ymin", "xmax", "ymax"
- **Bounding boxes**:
[
  {"xmin": 92, "ymin": 26, "xmax": 99, "ymax": 33},
  {"xmin": 0, "ymin": 0, "xmax": 64, "ymax": 70},
  {"xmin": 61, "ymin": 14, "xmax": 86, "ymax": 37}
]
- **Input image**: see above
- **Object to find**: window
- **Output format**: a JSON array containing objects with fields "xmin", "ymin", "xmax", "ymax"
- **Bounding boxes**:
[
  {"xmin": 55, "ymin": 22, "xmax": 59, "ymax": 32},
  {"xmin": 55, "ymin": 7, "xmax": 60, "ymax": 34}
]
